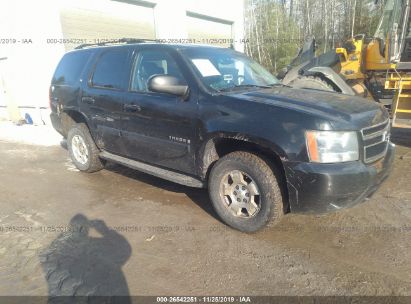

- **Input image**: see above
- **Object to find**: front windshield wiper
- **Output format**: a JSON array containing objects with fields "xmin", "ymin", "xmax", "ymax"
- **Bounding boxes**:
[
  {"xmin": 267, "ymin": 82, "xmax": 291, "ymax": 88},
  {"xmin": 217, "ymin": 84, "xmax": 271, "ymax": 92}
]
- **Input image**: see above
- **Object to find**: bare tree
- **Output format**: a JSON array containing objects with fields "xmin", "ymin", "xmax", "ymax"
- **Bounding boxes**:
[{"xmin": 245, "ymin": 0, "xmax": 383, "ymax": 71}]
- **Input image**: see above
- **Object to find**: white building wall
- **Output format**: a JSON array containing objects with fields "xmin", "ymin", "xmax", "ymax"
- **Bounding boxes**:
[
  {"xmin": 0, "ymin": 0, "xmax": 65, "ymax": 123},
  {"xmin": 0, "ymin": 0, "xmax": 244, "ymax": 124},
  {"xmin": 154, "ymin": 0, "xmax": 187, "ymax": 39}
]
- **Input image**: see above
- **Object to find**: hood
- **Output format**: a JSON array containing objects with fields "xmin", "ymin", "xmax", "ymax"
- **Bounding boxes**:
[{"xmin": 230, "ymin": 86, "xmax": 389, "ymax": 129}]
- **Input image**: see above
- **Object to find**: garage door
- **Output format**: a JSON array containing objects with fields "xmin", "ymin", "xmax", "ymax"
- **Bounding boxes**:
[
  {"xmin": 186, "ymin": 12, "xmax": 233, "ymax": 47},
  {"xmin": 60, "ymin": 1, "xmax": 156, "ymax": 50}
]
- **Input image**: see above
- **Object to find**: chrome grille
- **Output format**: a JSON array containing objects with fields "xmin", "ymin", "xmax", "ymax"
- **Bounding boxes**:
[{"xmin": 361, "ymin": 119, "xmax": 390, "ymax": 164}]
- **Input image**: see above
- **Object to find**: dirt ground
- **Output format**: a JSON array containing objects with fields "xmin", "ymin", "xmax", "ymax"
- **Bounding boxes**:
[{"xmin": 0, "ymin": 124, "xmax": 410, "ymax": 297}]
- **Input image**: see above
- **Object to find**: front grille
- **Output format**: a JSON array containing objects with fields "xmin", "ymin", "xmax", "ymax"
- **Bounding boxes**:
[{"xmin": 361, "ymin": 120, "xmax": 390, "ymax": 164}]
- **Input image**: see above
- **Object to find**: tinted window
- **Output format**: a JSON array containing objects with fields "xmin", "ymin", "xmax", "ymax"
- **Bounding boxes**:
[
  {"xmin": 52, "ymin": 51, "xmax": 91, "ymax": 85},
  {"xmin": 92, "ymin": 49, "xmax": 129, "ymax": 90},
  {"xmin": 131, "ymin": 50, "xmax": 186, "ymax": 92}
]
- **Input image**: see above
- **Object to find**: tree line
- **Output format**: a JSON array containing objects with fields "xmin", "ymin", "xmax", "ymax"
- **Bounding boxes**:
[{"xmin": 244, "ymin": 0, "xmax": 387, "ymax": 73}]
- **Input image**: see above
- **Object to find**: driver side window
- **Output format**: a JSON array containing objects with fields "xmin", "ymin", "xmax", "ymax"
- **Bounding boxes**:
[{"xmin": 131, "ymin": 50, "xmax": 186, "ymax": 92}]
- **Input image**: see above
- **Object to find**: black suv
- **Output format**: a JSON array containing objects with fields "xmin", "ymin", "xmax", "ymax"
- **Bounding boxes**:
[{"xmin": 50, "ymin": 40, "xmax": 395, "ymax": 232}]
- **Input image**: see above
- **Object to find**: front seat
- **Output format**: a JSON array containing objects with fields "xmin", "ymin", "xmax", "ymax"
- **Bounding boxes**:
[{"xmin": 139, "ymin": 62, "xmax": 164, "ymax": 91}]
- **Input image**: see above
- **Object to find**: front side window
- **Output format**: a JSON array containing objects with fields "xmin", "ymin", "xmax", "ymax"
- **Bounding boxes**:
[
  {"xmin": 91, "ymin": 49, "xmax": 129, "ymax": 90},
  {"xmin": 181, "ymin": 48, "xmax": 279, "ymax": 92},
  {"xmin": 131, "ymin": 50, "xmax": 186, "ymax": 92}
]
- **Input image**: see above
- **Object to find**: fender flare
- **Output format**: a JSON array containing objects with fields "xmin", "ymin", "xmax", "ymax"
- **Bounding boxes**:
[
  {"xmin": 197, "ymin": 132, "xmax": 288, "ymax": 178},
  {"xmin": 59, "ymin": 109, "xmax": 92, "ymax": 138}
]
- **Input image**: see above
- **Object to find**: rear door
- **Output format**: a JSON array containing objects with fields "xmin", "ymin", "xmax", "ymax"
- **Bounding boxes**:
[
  {"xmin": 51, "ymin": 50, "xmax": 93, "ymax": 113},
  {"xmin": 121, "ymin": 48, "xmax": 198, "ymax": 174},
  {"xmin": 50, "ymin": 50, "xmax": 93, "ymax": 136},
  {"xmin": 81, "ymin": 47, "xmax": 132, "ymax": 155}
]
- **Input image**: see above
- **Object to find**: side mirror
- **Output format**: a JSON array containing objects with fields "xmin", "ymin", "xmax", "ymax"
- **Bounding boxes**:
[{"xmin": 148, "ymin": 75, "xmax": 189, "ymax": 99}]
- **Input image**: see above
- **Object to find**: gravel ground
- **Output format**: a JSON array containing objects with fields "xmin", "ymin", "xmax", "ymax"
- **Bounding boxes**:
[{"xmin": 0, "ymin": 123, "xmax": 410, "ymax": 297}]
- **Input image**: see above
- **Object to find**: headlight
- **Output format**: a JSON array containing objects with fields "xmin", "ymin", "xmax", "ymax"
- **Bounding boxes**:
[{"xmin": 305, "ymin": 131, "xmax": 359, "ymax": 163}]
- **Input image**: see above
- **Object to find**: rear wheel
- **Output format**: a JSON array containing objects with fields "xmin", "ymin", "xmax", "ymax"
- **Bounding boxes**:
[
  {"xmin": 289, "ymin": 76, "xmax": 337, "ymax": 92},
  {"xmin": 208, "ymin": 151, "xmax": 284, "ymax": 232},
  {"xmin": 67, "ymin": 123, "xmax": 104, "ymax": 173}
]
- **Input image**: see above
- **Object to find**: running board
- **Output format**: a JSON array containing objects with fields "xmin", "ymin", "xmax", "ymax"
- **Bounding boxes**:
[{"xmin": 100, "ymin": 151, "xmax": 205, "ymax": 188}]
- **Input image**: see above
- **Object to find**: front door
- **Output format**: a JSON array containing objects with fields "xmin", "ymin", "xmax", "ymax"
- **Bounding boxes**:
[{"xmin": 121, "ymin": 48, "xmax": 198, "ymax": 174}]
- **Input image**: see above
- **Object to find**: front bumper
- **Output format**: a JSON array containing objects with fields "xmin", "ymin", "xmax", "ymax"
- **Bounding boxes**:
[{"xmin": 284, "ymin": 142, "xmax": 395, "ymax": 213}]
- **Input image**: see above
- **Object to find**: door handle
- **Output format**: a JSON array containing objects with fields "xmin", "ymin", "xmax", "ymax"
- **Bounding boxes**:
[
  {"xmin": 81, "ymin": 97, "xmax": 95, "ymax": 104},
  {"xmin": 123, "ymin": 104, "xmax": 141, "ymax": 112}
]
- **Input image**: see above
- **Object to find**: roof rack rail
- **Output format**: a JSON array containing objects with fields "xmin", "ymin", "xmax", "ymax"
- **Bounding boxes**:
[{"xmin": 74, "ymin": 38, "xmax": 157, "ymax": 49}]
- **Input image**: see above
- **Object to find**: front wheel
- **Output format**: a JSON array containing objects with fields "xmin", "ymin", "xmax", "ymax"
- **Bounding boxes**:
[
  {"xmin": 67, "ymin": 123, "xmax": 104, "ymax": 173},
  {"xmin": 208, "ymin": 151, "xmax": 284, "ymax": 232}
]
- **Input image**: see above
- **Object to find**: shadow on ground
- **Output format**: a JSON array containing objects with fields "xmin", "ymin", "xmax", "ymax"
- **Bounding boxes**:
[
  {"xmin": 60, "ymin": 138, "xmax": 220, "ymax": 223},
  {"xmin": 105, "ymin": 162, "xmax": 220, "ymax": 223},
  {"xmin": 39, "ymin": 214, "xmax": 132, "ymax": 303},
  {"xmin": 391, "ymin": 127, "xmax": 411, "ymax": 148}
]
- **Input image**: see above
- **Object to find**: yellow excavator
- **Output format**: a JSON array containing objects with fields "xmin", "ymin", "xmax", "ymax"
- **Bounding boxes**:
[{"xmin": 280, "ymin": 0, "xmax": 411, "ymax": 128}]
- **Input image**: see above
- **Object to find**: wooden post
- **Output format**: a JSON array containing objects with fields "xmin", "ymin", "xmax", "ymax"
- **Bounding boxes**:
[{"xmin": 0, "ymin": 57, "xmax": 22, "ymax": 123}]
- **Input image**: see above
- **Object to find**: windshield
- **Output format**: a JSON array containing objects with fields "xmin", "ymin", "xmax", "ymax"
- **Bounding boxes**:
[
  {"xmin": 181, "ymin": 48, "xmax": 279, "ymax": 92},
  {"xmin": 374, "ymin": 0, "xmax": 402, "ymax": 40}
]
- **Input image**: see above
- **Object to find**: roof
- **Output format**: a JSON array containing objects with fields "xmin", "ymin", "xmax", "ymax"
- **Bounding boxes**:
[{"xmin": 73, "ymin": 38, "xmax": 232, "ymax": 51}]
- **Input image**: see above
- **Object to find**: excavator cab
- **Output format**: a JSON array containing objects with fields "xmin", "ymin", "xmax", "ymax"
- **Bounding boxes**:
[
  {"xmin": 372, "ymin": 0, "xmax": 411, "ymax": 127},
  {"xmin": 365, "ymin": 0, "xmax": 410, "ymax": 70},
  {"xmin": 396, "ymin": 0, "xmax": 411, "ymax": 66}
]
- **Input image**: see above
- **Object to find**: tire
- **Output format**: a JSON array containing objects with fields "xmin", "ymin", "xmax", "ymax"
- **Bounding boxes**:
[
  {"xmin": 289, "ymin": 76, "xmax": 336, "ymax": 92},
  {"xmin": 67, "ymin": 123, "xmax": 104, "ymax": 173},
  {"xmin": 208, "ymin": 151, "xmax": 284, "ymax": 232}
]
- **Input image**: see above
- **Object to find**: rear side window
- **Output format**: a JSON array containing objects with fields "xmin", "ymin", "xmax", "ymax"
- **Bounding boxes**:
[
  {"xmin": 52, "ymin": 51, "xmax": 91, "ymax": 85},
  {"xmin": 91, "ymin": 49, "xmax": 129, "ymax": 90}
]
